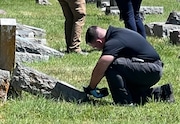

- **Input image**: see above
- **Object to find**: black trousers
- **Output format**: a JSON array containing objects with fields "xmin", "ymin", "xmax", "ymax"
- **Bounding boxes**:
[{"xmin": 105, "ymin": 57, "xmax": 163, "ymax": 105}]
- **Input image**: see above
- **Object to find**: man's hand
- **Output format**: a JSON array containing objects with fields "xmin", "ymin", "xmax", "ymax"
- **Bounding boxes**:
[{"xmin": 83, "ymin": 86, "xmax": 109, "ymax": 98}]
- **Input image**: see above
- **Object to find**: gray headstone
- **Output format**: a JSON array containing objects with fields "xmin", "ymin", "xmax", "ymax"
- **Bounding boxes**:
[{"xmin": 10, "ymin": 63, "xmax": 88, "ymax": 103}]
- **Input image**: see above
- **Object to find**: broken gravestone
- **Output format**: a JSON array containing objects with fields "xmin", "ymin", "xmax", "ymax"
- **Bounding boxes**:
[
  {"xmin": 15, "ymin": 23, "xmax": 64, "ymax": 63},
  {"xmin": 10, "ymin": 63, "xmax": 88, "ymax": 103}
]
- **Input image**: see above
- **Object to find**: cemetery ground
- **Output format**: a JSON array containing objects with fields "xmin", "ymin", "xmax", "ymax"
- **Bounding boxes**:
[{"xmin": 0, "ymin": 0, "xmax": 180, "ymax": 123}]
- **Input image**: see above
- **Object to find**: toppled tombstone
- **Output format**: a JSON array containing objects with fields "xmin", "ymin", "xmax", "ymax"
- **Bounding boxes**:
[
  {"xmin": 0, "ymin": 69, "xmax": 10, "ymax": 103},
  {"xmin": 16, "ymin": 36, "xmax": 64, "ymax": 57},
  {"xmin": 166, "ymin": 11, "xmax": 180, "ymax": 25},
  {"xmin": 16, "ymin": 23, "xmax": 46, "ymax": 45},
  {"xmin": 15, "ymin": 23, "xmax": 64, "ymax": 63},
  {"xmin": 10, "ymin": 63, "xmax": 88, "ymax": 103}
]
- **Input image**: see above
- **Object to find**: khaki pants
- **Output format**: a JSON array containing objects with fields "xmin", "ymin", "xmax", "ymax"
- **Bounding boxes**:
[{"xmin": 58, "ymin": 0, "xmax": 86, "ymax": 52}]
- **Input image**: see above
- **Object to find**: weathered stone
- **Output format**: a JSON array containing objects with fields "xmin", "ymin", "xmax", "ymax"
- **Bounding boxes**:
[
  {"xmin": 24, "ymin": 38, "xmax": 47, "ymax": 45},
  {"xmin": 16, "ymin": 29, "xmax": 35, "ymax": 38},
  {"xmin": 110, "ymin": 0, "xmax": 117, "ymax": 6},
  {"xmin": 10, "ymin": 63, "xmax": 88, "ymax": 103},
  {"xmin": 170, "ymin": 30, "xmax": 180, "ymax": 45},
  {"xmin": 166, "ymin": 11, "xmax": 180, "ymax": 25},
  {"xmin": 140, "ymin": 6, "xmax": 163, "ymax": 14},
  {"xmin": 0, "ymin": 69, "xmax": 10, "ymax": 103},
  {"xmin": 145, "ymin": 23, "xmax": 154, "ymax": 36},
  {"xmin": 145, "ymin": 22, "xmax": 164, "ymax": 36},
  {"xmin": 36, "ymin": 0, "xmax": 52, "ymax": 5},
  {"xmin": 15, "ymin": 23, "xmax": 63, "ymax": 63},
  {"xmin": 105, "ymin": 6, "xmax": 120, "ymax": 15},
  {"xmin": 15, "ymin": 52, "xmax": 49, "ymax": 63},
  {"xmin": 153, "ymin": 23, "xmax": 180, "ymax": 38},
  {"xmin": 0, "ymin": 18, "xmax": 16, "ymax": 72},
  {"xmin": 97, "ymin": 0, "xmax": 110, "ymax": 8},
  {"xmin": 105, "ymin": 6, "xmax": 163, "ymax": 17},
  {"xmin": 0, "ymin": 69, "xmax": 10, "ymax": 79},
  {"xmin": 16, "ymin": 23, "xmax": 46, "ymax": 39},
  {"xmin": 16, "ymin": 36, "xmax": 64, "ymax": 57}
]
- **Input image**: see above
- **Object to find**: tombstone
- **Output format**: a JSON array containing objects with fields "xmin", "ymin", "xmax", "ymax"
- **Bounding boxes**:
[
  {"xmin": 10, "ymin": 63, "xmax": 88, "ymax": 103},
  {"xmin": 0, "ymin": 18, "xmax": 16, "ymax": 73},
  {"xmin": 170, "ymin": 30, "xmax": 180, "ymax": 45},
  {"xmin": 110, "ymin": 0, "xmax": 117, "ymax": 6},
  {"xmin": 166, "ymin": 11, "xmax": 180, "ymax": 25},
  {"xmin": 153, "ymin": 23, "xmax": 180, "ymax": 38}
]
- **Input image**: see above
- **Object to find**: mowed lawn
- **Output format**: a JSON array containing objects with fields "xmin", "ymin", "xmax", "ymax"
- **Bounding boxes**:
[{"xmin": 0, "ymin": 0, "xmax": 180, "ymax": 124}]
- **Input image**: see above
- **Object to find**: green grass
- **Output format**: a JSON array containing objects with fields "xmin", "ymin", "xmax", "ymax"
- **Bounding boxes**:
[{"xmin": 0, "ymin": 0, "xmax": 180, "ymax": 123}]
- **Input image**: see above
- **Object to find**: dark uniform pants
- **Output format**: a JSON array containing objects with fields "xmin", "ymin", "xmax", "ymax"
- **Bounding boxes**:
[{"xmin": 105, "ymin": 57, "xmax": 163, "ymax": 105}]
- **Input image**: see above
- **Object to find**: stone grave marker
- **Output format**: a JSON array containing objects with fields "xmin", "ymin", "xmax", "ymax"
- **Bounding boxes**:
[
  {"xmin": 10, "ymin": 63, "xmax": 88, "ymax": 103},
  {"xmin": 0, "ymin": 18, "xmax": 16, "ymax": 73}
]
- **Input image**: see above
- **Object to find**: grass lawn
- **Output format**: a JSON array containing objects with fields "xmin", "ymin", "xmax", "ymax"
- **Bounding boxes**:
[{"xmin": 0, "ymin": 0, "xmax": 180, "ymax": 123}]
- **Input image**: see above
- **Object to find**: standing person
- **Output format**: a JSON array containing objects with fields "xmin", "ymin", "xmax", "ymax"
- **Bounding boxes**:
[
  {"xmin": 58, "ymin": 0, "xmax": 87, "ymax": 54},
  {"xmin": 83, "ymin": 25, "xmax": 175, "ymax": 105},
  {"xmin": 115, "ymin": 0, "xmax": 146, "ymax": 38}
]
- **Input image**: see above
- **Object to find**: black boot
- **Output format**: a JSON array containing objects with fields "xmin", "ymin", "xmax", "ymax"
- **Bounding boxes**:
[
  {"xmin": 160, "ymin": 83, "xmax": 175, "ymax": 103},
  {"xmin": 146, "ymin": 83, "xmax": 175, "ymax": 103}
]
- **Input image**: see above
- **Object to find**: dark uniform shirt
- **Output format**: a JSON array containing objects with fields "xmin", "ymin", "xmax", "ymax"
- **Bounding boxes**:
[{"xmin": 102, "ymin": 26, "xmax": 160, "ymax": 61}]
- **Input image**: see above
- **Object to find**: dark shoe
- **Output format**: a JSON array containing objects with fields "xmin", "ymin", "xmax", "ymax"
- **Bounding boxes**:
[{"xmin": 161, "ymin": 83, "xmax": 175, "ymax": 103}]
